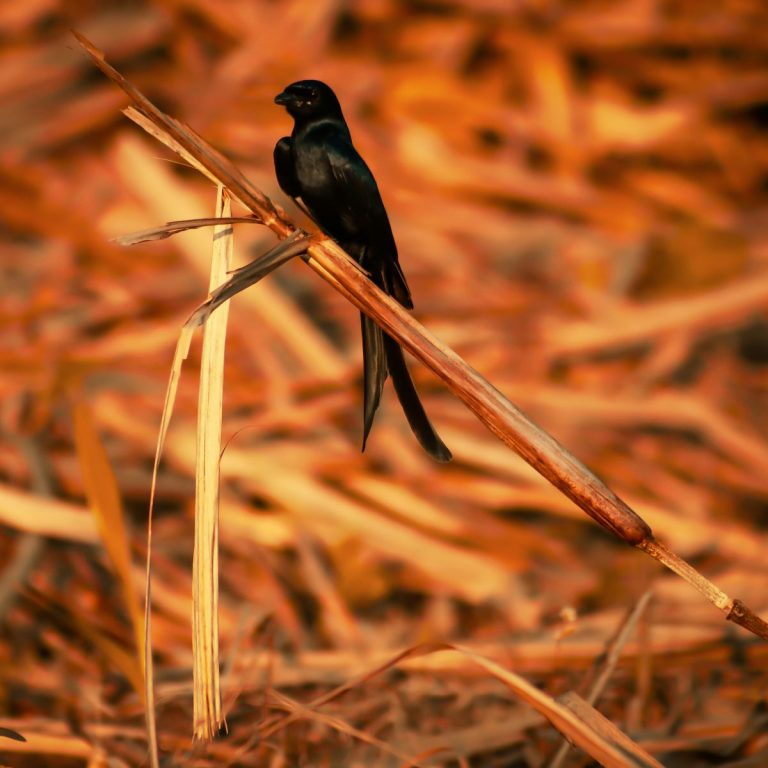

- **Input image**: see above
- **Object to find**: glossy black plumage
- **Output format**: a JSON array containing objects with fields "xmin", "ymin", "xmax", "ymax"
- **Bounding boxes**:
[{"xmin": 273, "ymin": 79, "xmax": 451, "ymax": 461}]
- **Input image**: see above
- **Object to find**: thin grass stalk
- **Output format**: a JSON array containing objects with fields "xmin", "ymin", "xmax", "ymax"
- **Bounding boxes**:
[{"xmin": 143, "ymin": 323, "xmax": 195, "ymax": 765}]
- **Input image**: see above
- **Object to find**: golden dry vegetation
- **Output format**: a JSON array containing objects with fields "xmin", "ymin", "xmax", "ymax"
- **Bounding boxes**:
[{"xmin": 2, "ymin": 1, "xmax": 768, "ymax": 766}]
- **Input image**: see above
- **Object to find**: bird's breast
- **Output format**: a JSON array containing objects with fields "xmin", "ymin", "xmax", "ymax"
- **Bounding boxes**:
[{"xmin": 291, "ymin": 142, "xmax": 331, "ymax": 192}]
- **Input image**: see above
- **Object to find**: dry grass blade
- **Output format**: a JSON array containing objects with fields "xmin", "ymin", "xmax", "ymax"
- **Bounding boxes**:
[
  {"xmin": 71, "ymin": 399, "xmax": 144, "ymax": 693},
  {"xmin": 114, "ymin": 216, "xmax": 260, "ymax": 246},
  {"xmin": 192, "ymin": 187, "xmax": 231, "ymax": 740},
  {"xmin": 0, "ymin": 484, "xmax": 98, "ymax": 543},
  {"xmin": 557, "ymin": 693, "xmax": 663, "ymax": 768},
  {"xmin": 143, "ymin": 323, "xmax": 195, "ymax": 768},
  {"xmin": 186, "ymin": 231, "xmax": 313, "ymax": 329},
  {"xmin": 548, "ymin": 591, "xmax": 654, "ymax": 768},
  {"xmin": 74, "ymin": 31, "xmax": 768, "ymax": 644},
  {"xmin": 581, "ymin": 591, "xmax": 654, "ymax": 707},
  {"xmin": 123, "ymin": 106, "xmax": 222, "ymax": 185},
  {"xmin": 268, "ymin": 689, "xmax": 428, "ymax": 766}
]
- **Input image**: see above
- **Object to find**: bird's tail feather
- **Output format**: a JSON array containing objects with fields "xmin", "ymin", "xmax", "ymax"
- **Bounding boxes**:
[
  {"xmin": 382, "ymin": 334, "xmax": 452, "ymax": 462},
  {"xmin": 361, "ymin": 312, "xmax": 387, "ymax": 451}
]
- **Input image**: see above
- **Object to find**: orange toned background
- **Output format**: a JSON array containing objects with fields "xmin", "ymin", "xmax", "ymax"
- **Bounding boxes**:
[{"xmin": 2, "ymin": 1, "xmax": 768, "ymax": 765}]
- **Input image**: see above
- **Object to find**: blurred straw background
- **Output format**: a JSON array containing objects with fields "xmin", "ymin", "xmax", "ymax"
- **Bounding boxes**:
[{"xmin": 2, "ymin": 1, "xmax": 768, "ymax": 765}]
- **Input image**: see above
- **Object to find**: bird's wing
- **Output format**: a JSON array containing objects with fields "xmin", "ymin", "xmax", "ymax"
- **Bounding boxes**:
[
  {"xmin": 273, "ymin": 137, "xmax": 301, "ymax": 198},
  {"xmin": 325, "ymin": 135, "xmax": 413, "ymax": 308},
  {"xmin": 324, "ymin": 136, "xmax": 386, "ymax": 233},
  {"xmin": 360, "ymin": 312, "xmax": 387, "ymax": 451}
]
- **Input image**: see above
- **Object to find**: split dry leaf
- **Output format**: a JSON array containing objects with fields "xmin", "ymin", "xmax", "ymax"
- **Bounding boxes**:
[{"xmin": 192, "ymin": 186, "xmax": 232, "ymax": 740}]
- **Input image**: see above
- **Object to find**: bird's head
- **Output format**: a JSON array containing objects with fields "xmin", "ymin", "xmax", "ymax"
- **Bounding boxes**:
[{"xmin": 274, "ymin": 80, "xmax": 342, "ymax": 121}]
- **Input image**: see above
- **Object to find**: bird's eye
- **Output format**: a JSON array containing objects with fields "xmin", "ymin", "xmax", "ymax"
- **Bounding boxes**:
[{"xmin": 309, "ymin": 89, "xmax": 319, "ymax": 101}]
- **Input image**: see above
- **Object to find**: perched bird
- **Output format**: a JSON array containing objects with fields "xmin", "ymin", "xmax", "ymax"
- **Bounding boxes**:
[{"xmin": 274, "ymin": 79, "xmax": 451, "ymax": 462}]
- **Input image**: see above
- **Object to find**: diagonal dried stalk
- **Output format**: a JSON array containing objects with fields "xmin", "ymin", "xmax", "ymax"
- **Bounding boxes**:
[{"xmin": 75, "ymin": 29, "xmax": 768, "ymax": 753}]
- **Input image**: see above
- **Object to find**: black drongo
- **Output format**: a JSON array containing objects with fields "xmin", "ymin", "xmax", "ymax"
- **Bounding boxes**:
[{"xmin": 274, "ymin": 80, "xmax": 451, "ymax": 461}]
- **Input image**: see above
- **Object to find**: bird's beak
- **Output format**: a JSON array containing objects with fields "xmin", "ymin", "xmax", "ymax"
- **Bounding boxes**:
[{"xmin": 274, "ymin": 91, "xmax": 291, "ymax": 106}]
